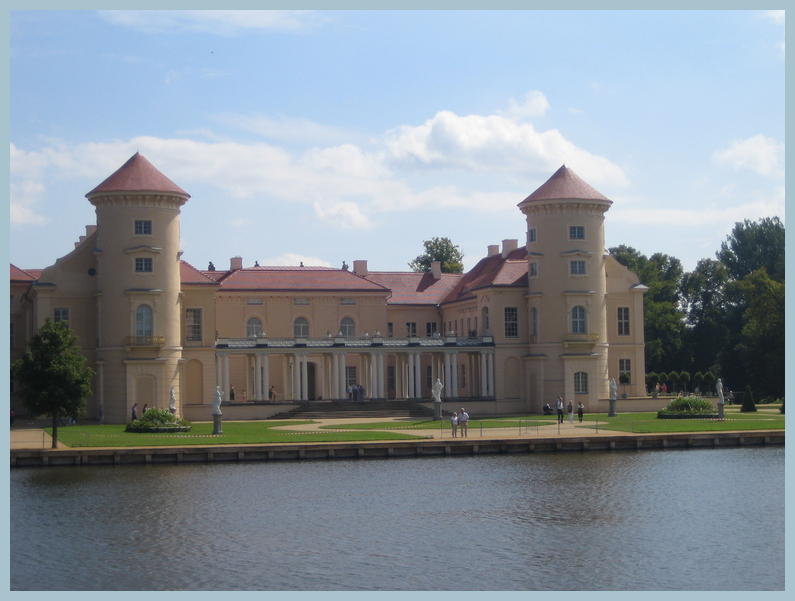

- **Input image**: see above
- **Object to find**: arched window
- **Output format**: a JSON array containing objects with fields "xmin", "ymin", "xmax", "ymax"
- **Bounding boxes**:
[
  {"xmin": 247, "ymin": 317, "xmax": 262, "ymax": 338},
  {"xmin": 531, "ymin": 307, "xmax": 538, "ymax": 336},
  {"xmin": 574, "ymin": 371, "xmax": 588, "ymax": 394},
  {"xmin": 136, "ymin": 304, "xmax": 153, "ymax": 337},
  {"xmin": 571, "ymin": 306, "xmax": 586, "ymax": 334},
  {"xmin": 294, "ymin": 317, "xmax": 309, "ymax": 337},
  {"xmin": 340, "ymin": 317, "xmax": 355, "ymax": 337}
]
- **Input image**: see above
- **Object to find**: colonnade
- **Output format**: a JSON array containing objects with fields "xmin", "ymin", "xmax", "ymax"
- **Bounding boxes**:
[{"xmin": 215, "ymin": 348, "xmax": 495, "ymax": 402}]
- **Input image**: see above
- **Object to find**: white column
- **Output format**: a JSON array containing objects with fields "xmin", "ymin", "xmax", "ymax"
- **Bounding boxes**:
[
  {"xmin": 255, "ymin": 354, "xmax": 262, "ymax": 401},
  {"xmin": 407, "ymin": 353, "xmax": 415, "ymax": 398},
  {"xmin": 332, "ymin": 354, "xmax": 339, "ymax": 400},
  {"xmin": 414, "ymin": 352, "xmax": 422, "ymax": 399},
  {"xmin": 293, "ymin": 353, "xmax": 300, "ymax": 401},
  {"xmin": 301, "ymin": 354, "xmax": 309, "ymax": 401},
  {"xmin": 223, "ymin": 354, "xmax": 230, "ymax": 402},
  {"xmin": 487, "ymin": 351, "xmax": 494, "ymax": 397},
  {"xmin": 216, "ymin": 354, "xmax": 222, "ymax": 390},
  {"xmin": 339, "ymin": 354, "xmax": 347, "ymax": 399},
  {"xmin": 452, "ymin": 352, "xmax": 459, "ymax": 397},
  {"xmin": 262, "ymin": 354, "xmax": 270, "ymax": 401},
  {"xmin": 377, "ymin": 353, "xmax": 385, "ymax": 399},
  {"xmin": 443, "ymin": 352, "xmax": 451, "ymax": 399},
  {"xmin": 481, "ymin": 351, "xmax": 488, "ymax": 397}
]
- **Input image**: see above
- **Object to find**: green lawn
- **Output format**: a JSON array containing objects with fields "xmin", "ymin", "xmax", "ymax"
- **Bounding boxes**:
[{"xmin": 45, "ymin": 410, "xmax": 784, "ymax": 448}]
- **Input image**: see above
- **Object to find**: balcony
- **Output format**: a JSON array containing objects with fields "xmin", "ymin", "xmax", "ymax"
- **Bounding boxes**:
[
  {"xmin": 125, "ymin": 335, "xmax": 165, "ymax": 347},
  {"xmin": 563, "ymin": 332, "xmax": 599, "ymax": 350}
]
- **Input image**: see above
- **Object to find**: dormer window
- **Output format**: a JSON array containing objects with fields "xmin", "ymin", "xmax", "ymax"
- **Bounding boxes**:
[{"xmin": 135, "ymin": 220, "xmax": 152, "ymax": 235}]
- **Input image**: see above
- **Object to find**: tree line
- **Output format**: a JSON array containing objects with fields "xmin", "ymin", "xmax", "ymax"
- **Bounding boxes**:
[{"xmin": 609, "ymin": 217, "xmax": 784, "ymax": 400}]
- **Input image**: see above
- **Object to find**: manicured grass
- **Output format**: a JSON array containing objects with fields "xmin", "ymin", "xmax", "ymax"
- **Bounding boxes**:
[
  {"xmin": 577, "ymin": 412, "xmax": 785, "ymax": 434},
  {"xmin": 47, "ymin": 421, "xmax": 430, "ymax": 448}
]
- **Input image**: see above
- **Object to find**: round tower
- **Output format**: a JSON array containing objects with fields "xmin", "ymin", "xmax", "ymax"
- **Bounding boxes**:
[
  {"xmin": 518, "ymin": 165, "xmax": 612, "ymax": 410},
  {"xmin": 86, "ymin": 153, "xmax": 190, "ymax": 423}
]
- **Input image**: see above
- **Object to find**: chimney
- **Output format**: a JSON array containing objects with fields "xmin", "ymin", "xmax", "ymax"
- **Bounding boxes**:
[
  {"xmin": 353, "ymin": 260, "xmax": 368, "ymax": 276},
  {"xmin": 502, "ymin": 239, "xmax": 518, "ymax": 258},
  {"xmin": 488, "ymin": 245, "xmax": 500, "ymax": 257},
  {"xmin": 230, "ymin": 256, "xmax": 243, "ymax": 271},
  {"xmin": 431, "ymin": 261, "xmax": 442, "ymax": 279}
]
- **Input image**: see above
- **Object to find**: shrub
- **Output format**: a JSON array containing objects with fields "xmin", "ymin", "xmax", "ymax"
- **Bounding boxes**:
[
  {"xmin": 740, "ymin": 385, "xmax": 757, "ymax": 413},
  {"xmin": 657, "ymin": 396, "xmax": 716, "ymax": 417},
  {"xmin": 126, "ymin": 407, "xmax": 191, "ymax": 432}
]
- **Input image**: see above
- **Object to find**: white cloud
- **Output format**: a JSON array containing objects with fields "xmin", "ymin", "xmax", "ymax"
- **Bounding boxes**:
[
  {"xmin": 712, "ymin": 134, "xmax": 784, "ymax": 177},
  {"xmin": 10, "ymin": 181, "xmax": 47, "ymax": 225},
  {"xmin": 263, "ymin": 253, "xmax": 332, "ymax": 267},
  {"xmin": 218, "ymin": 113, "xmax": 354, "ymax": 146},
  {"xmin": 763, "ymin": 10, "xmax": 784, "ymax": 25},
  {"xmin": 313, "ymin": 201, "xmax": 373, "ymax": 229},
  {"xmin": 498, "ymin": 91, "xmax": 550, "ymax": 120},
  {"xmin": 98, "ymin": 10, "xmax": 321, "ymax": 35},
  {"xmin": 384, "ymin": 110, "xmax": 628, "ymax": 186}
]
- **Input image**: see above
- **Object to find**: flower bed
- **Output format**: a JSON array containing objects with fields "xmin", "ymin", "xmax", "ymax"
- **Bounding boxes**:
[
  {"xmin": 126, "ymin": 407, "xmax": 192, "ymax": 433},
  {"xmin": 657, "ymin": 396, "xmax": 717, "ymax": 419}
]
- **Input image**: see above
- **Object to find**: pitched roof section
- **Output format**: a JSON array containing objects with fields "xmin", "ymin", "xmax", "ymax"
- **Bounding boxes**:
[
  {"xmin": 442, "ymin": 248, "xmax": 528, "ymax": 304},
  {"xmin": 364, "ymin": 272, "xmax": 462, "ymax": 305},
  {"xmin": 180, "ymin": 261, "xmax": 220, "ymax": 285},
  {"xmin": 86, "ymin": 153, "xmax": 190, "ymax": 198},
  {"xmin": 10, "ymin": 264, "xmax": 39, "ymax": 282},
  {"xmin": 519, "ymin": 165, "xmax": 611, "ymax": 205},
  {"xmin": 218, "ymin": 266, "xmax": 391, "ymax": 293}
]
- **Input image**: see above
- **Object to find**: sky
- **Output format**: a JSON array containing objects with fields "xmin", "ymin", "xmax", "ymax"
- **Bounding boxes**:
[{"xmin": 8, "ymin": 9, "xmax": 785, "ymax": 275}]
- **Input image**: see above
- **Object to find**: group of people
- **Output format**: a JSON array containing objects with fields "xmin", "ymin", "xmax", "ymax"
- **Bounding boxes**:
[
  {"xmin": 227, "ymin": 385, "xmax": 279, "ymax": 402},
  {"xmin": 544, "ymin": 396, "xmax": 584, "ymax": 424},
  {"xmin": 449, "ymin": 408, "xmax": 469, "ymax": 437},
  {"xmin": 348, "ymin": 384, "xmax": 367, "ymax": 402}
]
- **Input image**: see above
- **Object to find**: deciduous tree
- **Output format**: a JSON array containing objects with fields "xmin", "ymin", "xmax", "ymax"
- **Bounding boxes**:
[{"xmin": 409, "ymin": 237, "xmax": 464, "ymax": 274}]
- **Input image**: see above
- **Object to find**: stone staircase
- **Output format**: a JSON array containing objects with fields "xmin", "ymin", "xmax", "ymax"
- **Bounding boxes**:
[{"xmin": 269, "ymin": 400, "xmax": 437, "ymax": 420}]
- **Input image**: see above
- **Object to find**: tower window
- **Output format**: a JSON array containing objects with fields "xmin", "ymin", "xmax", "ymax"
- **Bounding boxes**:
[
  {"xmin": 572, "ymin": 306, "xmax": 587, "ymax": 334},
  {"xmin": 529, "ymin": 262, "xmax": 538, "ymax": 277},
  {"xmin": 136, "ymin": 304, "xmax": 153, "ymax": 337},
  {"xmin": 570, "ymin": 260, "xmax": 586, "ymax": 275},
  {"xmin": 135, "ymin": 220, "xmax": 152, "ymax": 235},
  {"xmin": 618, "ymin": 307, "xmax": 630, "ymax": 335},
  {"xmin": 135, "ymin": 258, "xmax": 153, "ymax": 273},
  {"xmin": 529, "ymin": 228, "xmax": 537, "ymax": 243},
  {"xmin": 569, "ymin": 226, "xmax": 585, "ymax": 240}
]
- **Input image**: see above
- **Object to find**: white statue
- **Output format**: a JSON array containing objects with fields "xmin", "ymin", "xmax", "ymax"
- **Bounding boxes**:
[
  {"xmin": 213, "ymin": 386, "xmax": 223, "ymax": 415},
  {"xmin": 432, "ymin": 378, "xmax": 444, "ymax": 403},
  {"xmin": 610, "ymin": 378, "xmax": 618, "ymax": 401},
  {"xmin": 169, "ymin": 386, "xmax": 176, "ymax": 414},
  {"xmin": 716, "ymin": 378, "xmax": 725, "ymax": 405}
]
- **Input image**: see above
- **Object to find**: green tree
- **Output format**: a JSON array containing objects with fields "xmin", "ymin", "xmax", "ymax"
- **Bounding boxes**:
[
  {"xmin": 693, "ymin": 371, "xmax": 704, "ymax": 393},
  {"xmin": 718, "ymin": 217, "xmax": 785, "ymax": 283},
  {"xmin": 680, "ymin": 259, "xmax": 730, "ymax": 374},
  {"xmin": 679, "ymin": 371, "xmax": 690, "ymax": 393},
  {"xmin": 647, "ymin": 372, "xmax": 659, "ymax": 394},
  {"xmin": 619, "ymin": 371, "xmax": 630, "ymax": 396},
  {"xmin": 740, "ymin": 385, "xmax": 757, "ymax": 413},
  {"xmin": 11, "ymin": 319, "xmax": 94, "ymax": 448},
  {"xmin": 409, "ymin": 237, "xmax": 464, "ymax": 274}
]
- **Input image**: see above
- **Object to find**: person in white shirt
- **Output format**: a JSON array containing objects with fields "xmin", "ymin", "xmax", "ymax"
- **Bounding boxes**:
[
  {"xmin": 458, "ymin": 408, "xmax": 469, "ymax": 437},
  {"xmin": 555, "ymin": 397, "xmax": 564, "ymax": 424},
  {"xmin": 450, "ymin": 412, "xmax": 458, "ymax": 438}
]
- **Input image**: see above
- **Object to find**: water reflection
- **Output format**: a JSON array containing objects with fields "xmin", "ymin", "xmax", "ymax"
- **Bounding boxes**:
[{"xmin": 11, "ymin": 447, "xmax": 784, "ymax": 591}]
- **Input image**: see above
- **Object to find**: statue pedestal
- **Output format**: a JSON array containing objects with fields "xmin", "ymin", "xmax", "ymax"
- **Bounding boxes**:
[
  {"xmin": 212, "ymin": 414, "xmax": 223, "ymax": 435},
  {"xmin": 433, "ymin": 402, "xmax": 442, "ymax": 421},
  {"xmin": 608, "ymin": 399, "xmax": 617, "ymax": 417},
  {"xmin": 718, "ymin": 404, "xmax": 725, "ymax": 420}
]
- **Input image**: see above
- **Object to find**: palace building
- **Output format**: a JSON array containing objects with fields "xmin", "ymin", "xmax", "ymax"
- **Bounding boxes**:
[{"xmin": 10, "ymin": 153, "xmax": 647, "ymax": 423}]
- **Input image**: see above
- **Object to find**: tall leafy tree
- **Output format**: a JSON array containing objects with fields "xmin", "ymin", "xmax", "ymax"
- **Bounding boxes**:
[
  {"xmin": 680, "ymin": 259, "xmax": 730, "ymax": 374},
  {"xmin": 718, "ymin": 217, "xmax": 785, "ymax": 282},
  {"xmin": 11, "ymin": 319, "xmax": 94, "ymax": 448},
  {"xmin": 409, "ymin": 237, "xmax": 464, "ymax": 274}
]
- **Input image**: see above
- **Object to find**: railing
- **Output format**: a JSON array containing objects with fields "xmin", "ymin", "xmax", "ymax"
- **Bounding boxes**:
[
  {"xmin": 124, "ymin": 335, "xmax": 166, "ymax": 346},
  {"xmin": 216, "ymin": 335, "xmax": 495, "ymax": 349},
  {"xmin": 563, "ymin": 333, "xmax": 599, "ymax": 343}
]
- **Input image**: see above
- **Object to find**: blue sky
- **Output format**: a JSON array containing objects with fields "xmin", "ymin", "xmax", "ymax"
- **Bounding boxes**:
[{"xmin": 9, "ymin": 10, "xmax": 785, "ymax": 274}]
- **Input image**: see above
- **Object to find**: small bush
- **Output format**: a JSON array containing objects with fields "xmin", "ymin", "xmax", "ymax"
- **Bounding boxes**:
[
  {"xmin": 657, "ymin": 396, "xmax": 716, "ymax": 417},
  {"xmin": 126, "ymin": 408, "xmax": 191, "ymax": 432}
]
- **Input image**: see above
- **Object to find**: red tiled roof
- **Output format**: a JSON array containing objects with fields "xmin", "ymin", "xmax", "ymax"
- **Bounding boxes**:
[
  {"xmin": 86, "ymin": 153, "xmax": 190, "ymax": 198},
  {"xmin": 180, "ymin": 261, "xmax": 219, "ymax": 285},
  {"xmin": 218, "ymin": 266, "xmax": 391, "ymax": 292},
  {"xmin": 365, "ymin": 272, "xmax": 462, "ymax": 305},
  {"xmin": 10, "ymin": 264, "xmax": 39, "ymax": 281},
  {"xmin": 519, "ymin": 165, "xmax": 611, "ymax": 205},
  {"xmin": 442, "ymin": 248, "xmax": 528, "ymax": 304}
]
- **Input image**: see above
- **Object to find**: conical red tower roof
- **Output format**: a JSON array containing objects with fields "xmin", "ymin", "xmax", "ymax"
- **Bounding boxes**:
[
  {"xmin": 519, "ymin": 165, "xmax": 610, "ymax": 205},
  {"xmin": 86, "ymin": 152, "xmax": 190, "ymax": 198}
]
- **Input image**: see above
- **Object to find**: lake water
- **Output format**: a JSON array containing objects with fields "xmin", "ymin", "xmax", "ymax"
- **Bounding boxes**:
[{"xmin": 10, "ymin": 446, "xmax": 784, "ymax": 591}]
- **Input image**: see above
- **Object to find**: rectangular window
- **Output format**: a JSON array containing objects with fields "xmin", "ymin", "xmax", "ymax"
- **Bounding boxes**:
[
  {"xmin": 569, "ymin": 226, "xmax": 585, "ymax": 240},
  {"xmin": 387, "ymin": 322, "xmax": 393, "ymax": 337},
  {"xmin": 345, "ymin": 366, "xmax": 357, "ymax": 388},
  {"xmin": 387, "ymin": 366, "xmax": 395, "ymax": 389},
  {"xmin": 427, "ymin": 365, "xmax": 433, "ymax": 388},
  {"xmin": 474, "ymin": 317, "xmax": 478, "ymax": 334},
  {"xmin": 426, "ymin": 322, "xmax": 438, "ymax": 337},
  {"xmin": 406, "ymin": 322, "xmax": 417, "ymax": 337},
  {"xmin": 186, "ymin": 308, "xmax": 202, "ymax": 341},
  {"xmin": 574, "ymin": 371, "xmax": 588, "ymax": 394},
  {"xmin": 10, "ymin": 295, "xmax": 14, "ymax": 305},
  {"xmin": 618, "ymin": 307, "xmax": 630, "ymax": 335},
  {"xmin": 247, "ymin": 298, "xmax": 263, "ymax": 305},
  {"xmin": 619, "ymin": 359, "xmax": 631, "ymax": 379},
  {"xmin": 529, "ymin": 262, "xmax": 538, "ymax": 277},
  {"xmin": 504, "ymin": 307, "xmax": 518, "ymax": 338},
  {"xmin": 570, "ymin": 260, "xmax": 586, "ymax": 275},
  {"xmin": 461, "ymin": 364, "xmax": 466, "ymax": 387},
  {"xmin": 340, "ymin": 298, "xmax": 356, "ymax": 305},
  {"xmin": 135, "ymin": 257, "xmax": 153, "ymax": 272},
  {"xmin": 294, "ymin": 298, "xmax": 310, "ymax": 305},
  {"xmin": 54, "ymin": 308, "xmax": 69, "ymax": 323},
  {"xmin": 135, "ymin": 220, "xmax": 152, "ymax": 235},
  {"xmin": 529, "ymin": 228, "xmax": 537, "ymax": 243}
]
